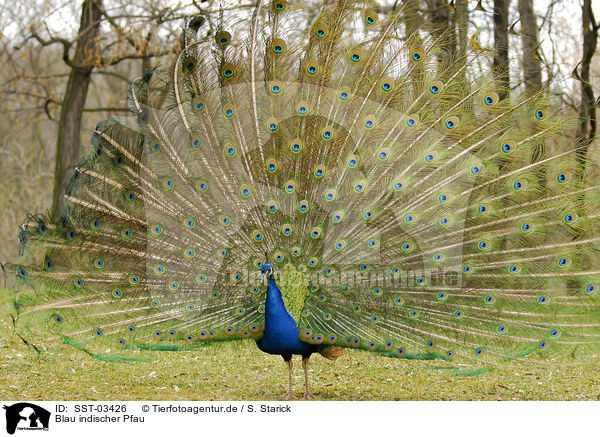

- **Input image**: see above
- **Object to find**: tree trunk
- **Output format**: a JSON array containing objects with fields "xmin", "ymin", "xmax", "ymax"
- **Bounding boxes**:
[
  {"xmin": 452, "ymin": 0, "xmax": 468, "ymax": 89},
  {"xmin": 51, "ymin": 0, "xmax": 103, "ymax": 219},
  {"xmin": 455, "ymin": 0, "xmax": 468, "ymax": 59},
  {"xmin": 518, "ymin": 0, "xmax": 542, "ymax": 94},
  {"xmin": 517, "ymin": 0, "xmax": 547, "ymax": 193},
  {"xmin": 576, "ymin": 0, "xmax": 598, "ymax": 170},
  {"xmin": 494, "ymin": 0, "xmax": 510, "ymax": 100},
  {"xmin": 427, "ymin": 0, "xmax": 457, "ymax": 59}
]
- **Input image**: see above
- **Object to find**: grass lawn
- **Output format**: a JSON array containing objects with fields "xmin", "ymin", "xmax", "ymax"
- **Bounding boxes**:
[{"xmin": 1, "ymin": 289, "xmax": 599, "ymax": 401}]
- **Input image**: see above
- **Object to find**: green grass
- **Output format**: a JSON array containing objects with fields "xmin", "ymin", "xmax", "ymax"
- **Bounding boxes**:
[{"xmin": 1, "ymin": 289, "xmax": 600, "ymax": 401}]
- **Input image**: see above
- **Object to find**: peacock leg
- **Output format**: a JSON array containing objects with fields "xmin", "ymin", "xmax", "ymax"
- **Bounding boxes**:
[
  {"xmin": 284, "ymin": 359, "xmax": 296, "ymax": 400},
  {"xmin": 302, "ymin": 357, "xmax": 316, "ymax": 400}
]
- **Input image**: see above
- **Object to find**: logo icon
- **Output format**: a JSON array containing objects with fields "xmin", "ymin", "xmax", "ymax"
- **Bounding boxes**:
[{"xmin": 3, "ymin": 403, "xmax": 50, "ymax": 435}]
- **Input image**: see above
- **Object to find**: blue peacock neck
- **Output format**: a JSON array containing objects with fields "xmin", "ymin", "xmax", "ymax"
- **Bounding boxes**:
[
  {"xmin": 264, "ymin": 277, "xmax": 287, "ymax": 325},
  {"xmin": 256, "ymin": 268, "xmax": 313, "ymax": 357}
]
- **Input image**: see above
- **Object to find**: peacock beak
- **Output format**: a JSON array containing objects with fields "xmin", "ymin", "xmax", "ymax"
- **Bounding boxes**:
[{"xmin": 261, "ymin": 267, "xmax": 273, "ymax": 283}]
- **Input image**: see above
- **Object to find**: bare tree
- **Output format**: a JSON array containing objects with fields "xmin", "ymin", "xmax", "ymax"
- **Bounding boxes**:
[
  {"xmin": 50, "ymin": 0, "xmax": 103, "ymax": 219},
  {"xmin": 19, "ymin": 0, "xmax": 195, "ymax": 218},
  {"xmin": 427, "ymin": 0, "xmax": 457, "ymax": 58},
  {"xmin": 518, "ymin": 0, "xmax": 542, "ymax": 94},
  {"xmin": 455, "ymin": 0, "xmax": 468, "ymax": 60},
  {"xmin": 494, "ymin": 0, "xmax": 510, "ymax": 100},
  {"xmin": 576, "ymin": 0, "xmax": 599, "ymax": 171}
]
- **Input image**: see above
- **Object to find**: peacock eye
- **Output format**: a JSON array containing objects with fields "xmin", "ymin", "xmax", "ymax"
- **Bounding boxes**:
[{"xmin": 381, "ymin": 80, "xmax": 393, "ymax": 91}]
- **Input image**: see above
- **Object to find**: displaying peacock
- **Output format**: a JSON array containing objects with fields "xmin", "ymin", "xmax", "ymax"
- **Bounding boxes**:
[{"xmin": 6, "ymin": 0, "xmax": 600, "ymax": 400}]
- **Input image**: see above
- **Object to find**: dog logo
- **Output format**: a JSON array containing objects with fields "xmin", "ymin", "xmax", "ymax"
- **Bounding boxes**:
[{"xmin": 3, "ymin": 403, "xmax": 50, "ymax": 434}]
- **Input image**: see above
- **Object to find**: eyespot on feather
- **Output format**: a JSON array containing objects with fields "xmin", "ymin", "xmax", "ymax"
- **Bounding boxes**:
[
  {"xmin": 363, "ymin": 9, "xmax": 378, "ymax": 25},
  {"xmin": 220, "ymin": 62, "xmax": 236, "ymax": 79},
  {"xmin": 266, "ymin": 118, "xmax": 279, "ymax": 133},
  {"xmin": 349, "ymin": 47, "xmax": 364, "ymax": 63},
  {"xmin": 296, "ymin": 101, "xmax": 309, "ymax": 115},
  {"xmin": 535, "ymin": 107, "xmax": 548, "ymax": 120},
  {"xmin": 305, "ymin": 60, "xmax": 319, "ymax": 76},
  {"xmin": 444, "ymin": 116, "xmax": 459, "ymax": 130},
  {"xmin": 215, "ymin": 31, "xmax": 231, "ymax": 47},
  {"xmin": 429, "ymin": 80, "xmax": 444, "ymax": 94},
  {"xmin": 271, "ymin": 38, "xmax": 287, "ymax": 55},
  {"xmin": 223, "ymin": 103, "xmax": 236, "ymax": 119},
  {"xmin": 483, "ymin": 92, "xmax": 499, "ymax": 106},
  {"xmin": 270, "ymin": 80, "xmax": 283, "ymax": 95},
  {"xmin": 181, "ymin": 56, "xmax": 197, "ymax": 74},
  {"xmin": 272, "ymin": 0, "xmax": 287, "ymax": 12},
  {"xmin": 380, "ymin": 78, "xmax": 394, "ymax": 92},
  {"xmin": 338, "ymin": 87, "xmax": 351, "ymax": 101},
  {"xmin": 312, "ymin": 22, "xmax": 329, "ymax": 39},
  {"xmin": 410, "ymin": 48, "xmax": 426, "ymax": 62},
  {"xmin": 500, "ymin": 140, "xmax": 516, "ymax": 154},
  {"xmin": 191, "ymin": 96, "xmax": 206, "ymax": 112},
  {"xmin": 283, "ymin": 140, "xmax": 301, "ymax": 157},
  {"xmin": 406, "ymin": 114, "xmax": 420, "ymax": 127}
]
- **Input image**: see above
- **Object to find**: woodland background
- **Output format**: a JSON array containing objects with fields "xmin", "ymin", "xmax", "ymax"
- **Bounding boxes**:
[{"xmin": 0, "ymin": 0, "xmax": 598, "ymax": 262}]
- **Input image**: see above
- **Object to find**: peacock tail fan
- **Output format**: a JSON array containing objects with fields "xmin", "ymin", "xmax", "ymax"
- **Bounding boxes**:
[{"xmin": 7, "ymin": 0, "xmax": 600, "ymax": 367}]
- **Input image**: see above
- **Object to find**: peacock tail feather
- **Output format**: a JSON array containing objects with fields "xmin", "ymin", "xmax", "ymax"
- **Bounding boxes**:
[{"xmin": 7, "ymin": 0, "xmax": 600, "ymax": 367}]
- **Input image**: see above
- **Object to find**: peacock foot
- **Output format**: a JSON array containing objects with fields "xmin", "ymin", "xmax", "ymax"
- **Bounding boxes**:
[
  {"xmin": 283, "ymin": 391, "xmax": 296, "ymax": 400},
  {"xmin": 304, "ymin": 392, "xmax": 316, "ymax": 400}
]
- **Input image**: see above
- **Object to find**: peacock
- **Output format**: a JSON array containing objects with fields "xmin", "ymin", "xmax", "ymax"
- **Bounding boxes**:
[{"xmin": 6, "ymin": 0, "xmax": 600, "ymax": 400}]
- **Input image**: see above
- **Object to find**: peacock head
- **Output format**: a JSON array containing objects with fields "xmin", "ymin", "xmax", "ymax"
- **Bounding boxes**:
[{"xmin": 261, "ymin": 263, "xmax": 274, "ymax": 281}]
